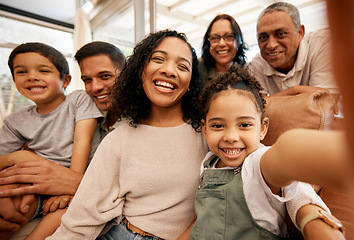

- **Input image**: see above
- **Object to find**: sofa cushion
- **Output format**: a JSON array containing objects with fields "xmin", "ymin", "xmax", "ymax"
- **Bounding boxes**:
[{"xmin": 261, "ymin": 90, "xmax": 337, "ymax": 146}]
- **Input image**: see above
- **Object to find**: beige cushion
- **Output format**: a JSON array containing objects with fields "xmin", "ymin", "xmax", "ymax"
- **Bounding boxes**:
[{"xmin": 261, "ymin": 90, "xmax": 337, "ymax": 146}]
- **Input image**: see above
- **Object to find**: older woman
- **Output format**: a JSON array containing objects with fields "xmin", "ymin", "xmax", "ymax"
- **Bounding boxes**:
[{"xmin": 200, "ymin": 14, "xmax": 247, "ymax": 82}]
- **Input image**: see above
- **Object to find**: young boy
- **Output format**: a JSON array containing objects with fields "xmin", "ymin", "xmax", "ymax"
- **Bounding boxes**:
[{"xmin": 0, "ymin": 42, "xmax": 103, "ymax": 239}]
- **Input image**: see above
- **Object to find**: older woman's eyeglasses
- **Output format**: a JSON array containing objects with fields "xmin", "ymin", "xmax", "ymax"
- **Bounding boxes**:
[{"xmin": 208, "ymin": 33, "xmax": 235, "ymax": 45}]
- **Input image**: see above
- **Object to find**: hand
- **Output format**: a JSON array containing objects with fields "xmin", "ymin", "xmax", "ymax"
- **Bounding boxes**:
[
  {"xmin": 0, "ymin": 160, "xmax": 83, "ymax": 197},
  {"xmin": 0, "ymin": 185, "xmax": 29, "ymax": 232},
  {"xmin": 0, "ymin": 150, "xmax": 46, "ymax": 170},
  {"xmin": 297, "ymin": 204, "xmax": 345, "ymax": 240},
  {"xmin": 268, "ymin": 86, "xmax": 339, "ymax": 114},
  {"xmin": 42, "ymin": 195, "xmax": 73, "ymax": 215},
  {"xmin": 275, "ymin": 85, "xmax": 330, "ymax": 96}
]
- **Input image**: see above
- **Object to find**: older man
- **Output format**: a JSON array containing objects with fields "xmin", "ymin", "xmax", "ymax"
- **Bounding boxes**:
[
  {"xmin": 0, "ymin": 41, "xmax": 125, "ymax": 239},
  {"xmin": 249, "ymin": 2, "xmax": 339, "ymax": 101}
]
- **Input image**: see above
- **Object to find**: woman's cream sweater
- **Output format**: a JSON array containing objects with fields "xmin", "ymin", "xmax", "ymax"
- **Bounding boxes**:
[{"xmin": 47, "ymin": 122, "xmax": 208, "ymax": 240}]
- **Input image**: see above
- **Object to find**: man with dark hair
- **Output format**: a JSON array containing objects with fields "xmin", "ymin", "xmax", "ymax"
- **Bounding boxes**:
[{"xmin": 75, "ymin": 41, "xmax": 126, "ymax": 138}]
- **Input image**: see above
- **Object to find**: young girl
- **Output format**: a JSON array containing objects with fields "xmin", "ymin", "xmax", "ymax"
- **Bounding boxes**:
[
  {"xmin": 47, "ymin": 30, "xmax": 208, "ymax": 240},
  {"xmin": 189, "ymin": 65, "xmax": 346, "ymax": 239}
]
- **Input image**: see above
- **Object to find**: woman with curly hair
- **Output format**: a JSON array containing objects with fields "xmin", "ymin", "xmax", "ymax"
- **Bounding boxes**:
[
  {"xmin": 47, "ymin": 29, "xmax": 208, "ymax": 240},
  {"xmin": 200, "ymin": 14, "xmax": 248, "ymax": 82}
]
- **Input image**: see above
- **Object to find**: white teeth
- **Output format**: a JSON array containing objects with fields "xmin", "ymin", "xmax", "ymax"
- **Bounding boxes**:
[
  {"xmin": 30, "ymin": 87, "xmax": 44, "ymax": 91},
  {"xmin": 268, "ymin": 52, "xmax": 280, "ymax": 56},
  {"xmin": 224, "ymin": 149, "xmax": 242, "ymax": 155},
  {"xmin": 155, "ymin": 81, "xmax": 174, "ymax": 89},
  {"xmin": 96, "ymin": 95, "xmax": 108, "ymax": 99},
  {"xmin": 218, "ymin": 51, "xmax": 228, "ymax": 54}
]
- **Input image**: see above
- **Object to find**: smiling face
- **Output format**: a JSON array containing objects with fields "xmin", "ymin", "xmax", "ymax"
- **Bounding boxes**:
[
  {"xmin": 79, "ymin": 54, "xmax": 119, "ymax": 111},
  {"xmin": 209, "ymin": 19, "xmax": 237, "ymax": 72},
  {"xmin": 142, "ymin": 37, "xmax": 192, "ymax": 112},
  {"xmin": 13, "ymin": 52, "xmax": 70, "ymax": 112},
  {"xmin": 257, "ymin": 11, "xmax": 304, "ymax": 74},
  {"xmin": 202, "ymin": 90, "xmax": 268, "ymax": 168}
]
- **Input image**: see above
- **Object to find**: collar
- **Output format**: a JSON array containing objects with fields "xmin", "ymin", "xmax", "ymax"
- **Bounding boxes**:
[{"xmin": 261, "ymin": 39, "xmax": 309, "ymax": 77}]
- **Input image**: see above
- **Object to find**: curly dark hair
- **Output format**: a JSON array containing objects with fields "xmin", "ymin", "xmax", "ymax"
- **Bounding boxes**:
[
  {"xmin": 111, "ymin": 29, "xmax": 204, "ymax": 131},
  {"xmin": 201, "ymin": 14, "xmax": 248, "ymax": 71},
  {"xmin": 199, "ymin": 65, "xmax": 266, "ymax": 122}
]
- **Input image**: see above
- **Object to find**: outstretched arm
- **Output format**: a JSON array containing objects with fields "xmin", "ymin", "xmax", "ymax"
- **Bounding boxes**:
[
  {"xmin": 261, "ymin": 129, "xmax": 350, "ymax": 191},
  {"xmin": 260, "ymin": 129, "xmax": 349, "ymax": 239}
]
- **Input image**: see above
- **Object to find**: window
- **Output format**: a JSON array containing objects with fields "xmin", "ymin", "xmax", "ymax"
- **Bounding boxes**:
[{"xmin": 0, "ymin": 15, "xmax": 74, "ymax": 125}]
